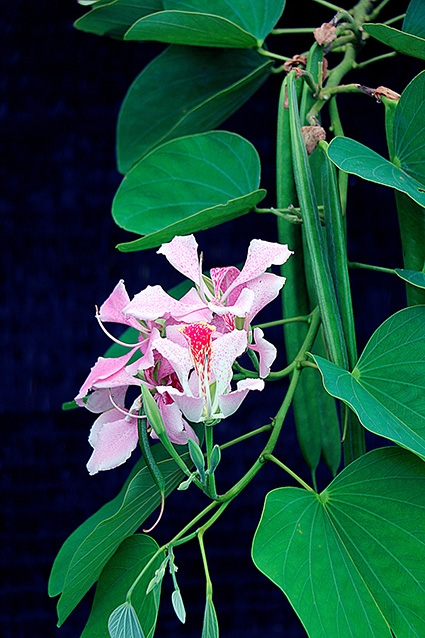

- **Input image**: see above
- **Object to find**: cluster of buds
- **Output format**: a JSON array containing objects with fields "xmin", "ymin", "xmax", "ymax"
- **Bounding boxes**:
[{"xmin": 75, "ymin": 234, "xmax": 292, "ymax": 475}]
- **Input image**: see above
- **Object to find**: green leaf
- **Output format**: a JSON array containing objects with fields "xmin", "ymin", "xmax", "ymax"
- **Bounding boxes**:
[
  {"xmin": 363, "ymin": 23, "xmax": 425, "ymax": 60},
  {"xmin": 363, "ymin": 0, "xmax": 425, "ymax": 61},
  {"xmin": 108, "ymin": 601, "xmax": 144, "ymax": 638},
  {"xmin": 403, "ymin": 0, "xmax": 425, "ymax": 39},
  {"xmin": 202, "ymin": 596, "xmax": 219, "ymax": 638},
  {"xmin": 187, "ymin": 437, "xmax": 206, "ymax": 483},
  {"xmin": 124, "ymin": 0, "xmax": 286, "ymax": 48},
  {"xmin": 82, "ymin": 535, "xmax": 164, "ymax": 638},
  {"xmin": 117, "ymin": 46, "xmax": 272, "ymax": 173},
  {"xmin": 74, "ymin": 0, "xmax": 163, "ymax": 39},
  {"xmin": 112, "ymin": 131, "xmax": 266, "ymax": 252},
  {"xmin": 252, "ymin": 446, "xmax": 425, "ymax": 638},
  {"xmin": 393, "ymin": 70, "xmax": 425, "ymax": 186},
  {"xmin": 395, "ymin": 268, "xmax": 425, "ymax": 288},
  {"xmin": 327, "ymin": 136, "xmax": 425, "ymax": 207},
  {"xmin": 48, "ymin": 457, "xmax": 145, "ymax": 598},
  {"xmin": 55, "ymin": 444, "xmax": 191, "ymax": 626},
  {"xmin": 312, "ymin": 305, "xmax": 425, "ymax": 460}
]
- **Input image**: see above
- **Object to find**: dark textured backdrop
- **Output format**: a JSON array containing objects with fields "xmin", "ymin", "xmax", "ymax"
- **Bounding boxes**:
[{"xmin": 2, "ymin": 1, "xmax": 418, "ymax": 637}]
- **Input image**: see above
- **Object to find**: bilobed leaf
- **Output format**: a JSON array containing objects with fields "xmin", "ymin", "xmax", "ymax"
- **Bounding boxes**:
[
  {"xmin": 113, "ymin": 131, "xmax": 266, "ymax": 252},
  {"xmin": 363, "ymin": 0, "xmax": 425, "ymax": 61},
  {"xmin": 124, "ymin": 0, "xmax": 286, "ymax": 48},
  {"xmin": 74, "ymin": 0, "xmax": 163, "ymax": 38},
  {"xmin": 327, "ymin": 136, "xmax": 425, "ymax": 207},
  {"xmin": 252, "ymin": 446, "xmax": 425, "ymax": 638},
  {"xmin": 56, "ymin": 444, "xmax": 191, "ymax": 625},
  {"xmin": 312, "ymin": 305, "xmax": 425, "ymax": 460},
  {"xmin": 82, "ymin": 535, "xmax": 164, "ymax": 638},
  {"xmin": 108, "ymin": 602, "xmax": 144, "ymax": 638},
  {"xmin": 395, "ymin": 268, "xmax": 425, "ymax": 288},
  {"xmin": 117, "ymin": 46, "xmax": 272, "ymax": 173}
]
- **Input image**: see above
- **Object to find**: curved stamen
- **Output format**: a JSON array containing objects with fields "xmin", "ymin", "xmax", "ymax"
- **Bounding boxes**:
[
  {"xmin": 143, "ymin": 491, "xmax": 165, "ymax": 533},
  {"xmin": 108, "ymin": 388, "xmax": 147, "ymax": 420},
  {"xmin": 95, "ymin": 306, "xmax": 142, "ymax": 348}
]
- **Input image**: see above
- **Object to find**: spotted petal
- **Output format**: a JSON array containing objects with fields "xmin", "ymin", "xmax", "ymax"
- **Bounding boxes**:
[
  {"xmin": 99, "ymin": 279, "xmax": 140, "ymax": 329},
  {"xmin": 212, "ymin": 330, "xmax": 248, "ymax": 394},
  {"xmin": 223, "ymin": 240, "xmax": 292, "ymax": 300},
  {"xmin": 157, "ymin": 234, "xmax": 201, "ymax": 285},
  {"xmin": 124, "ymin": 284, "xmax": 203, "ymax": 322},
  {"xmin": 86, "ymin": 414, "xmax": 139, "ymax": 475},
  {"xmin": 75, "ymin": 350, "xmax": 139, "ymax": 405},
  {"xmin": 249, "ymin": 328, "xmax": 277, "ymax": 378}
]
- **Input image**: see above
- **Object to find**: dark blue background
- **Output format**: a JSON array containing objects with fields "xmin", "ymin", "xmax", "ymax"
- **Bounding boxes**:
[{"xmin": 2, "ymin": 1, "xmax": 418, "ymax": 637}]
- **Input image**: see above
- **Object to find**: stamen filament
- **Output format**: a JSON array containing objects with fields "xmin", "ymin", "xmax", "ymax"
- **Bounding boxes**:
[
  {"xmin": 108, "ymin": 389, "xmax": 148, "ymax": 420},
  {"xmin": 95, "ymin": 306, "xmax": 141, "ymax": 348}
]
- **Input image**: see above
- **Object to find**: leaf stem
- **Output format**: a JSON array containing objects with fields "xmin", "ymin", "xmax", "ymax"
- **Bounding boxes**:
[
  {"xmin": 383, "ymin": 13, "xmax": 405, "ymax": 26},
  {"xmin": 262, "ymin": 453, "xmax": 316, "ymax": 492},
  {"xmin": 219, "ymin": 424, "xmax": 274, "ymax": 451},
  {"xmin": 198, "ymin": 530, "xmax": 213, "ymax": 597},
  {"xmin": 348, "ymin": 261, "xmax": 395, "ymax": 274},
  {"xmin": 354, "ymin": 51, "xmax": 396, "ymax": 69},
  {"xmin": 257, "ymin": 48, "xmax": 291, "ymax": 62},
  {"xmin": 311, "ymin": 0, "xmax": 344, "ymax": 11},
  {"xmin": 271, "ymin": 27, "xmax": 317, "ymax": 34}
]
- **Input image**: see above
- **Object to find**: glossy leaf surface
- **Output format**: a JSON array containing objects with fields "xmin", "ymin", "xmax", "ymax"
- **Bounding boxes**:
[
  {"xmin": 125, "ymin": 0, "xmax": 286, "ymax": 48},
  {"xmin": 327, "ymin": 136, "xmax": 425, "ymax": 207},
  {"xmin": 312, "ymin": 306, "xmax": 425, "ymax": 460},
  {"xmin": 74, "ymin": 0, "xmax": 163, "ymax": 38},
  {"xmin": 55, "ymin": 444, "xmax": 190, "ymax": 625},
  {"xmin": 363, "ymin": 0, "xmax": 425, "ymax": 61},
  {"xmin": 81, "ymin": 535, "xmax": 164, "ymax": 638},
  {"xmin": 113, "ymin": 131, "xmax": 266, "ymax": 251},
  {"xmin": 395, "ymin": 268, "xmax": 425, "ymax": 289},
  {"xmin": 117, "ymin": 46, "xmax": 272, "ymax": 173},
  {"xmin": 252, "ymin": 446, "xmax": 425, "ymax": 638},
  {"xmin": 393, "ymin": 70, "xmax": 425, "ymax": 185}
]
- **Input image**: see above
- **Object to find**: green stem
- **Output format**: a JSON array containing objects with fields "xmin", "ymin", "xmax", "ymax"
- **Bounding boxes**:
[
  {"xmin": 126, "ymin": 501, "xmax": 218, "ymax": 600},
  {"xmin": 311, "ymin": 0, "xmax": 343, "ymax": 11},
  {"xmin": 328, "ymin": 96, "xmax": 348, "ymax": 216},
  {"xmin": 233, "ymin": 360, "xmax": 296, "ymax": 381},
  {"xmin": 383, "ymin": 13, "xmax": 405, "ymax": 26},
  {"xmin": 348, "ymin": 261, "xmax": 396, "ymax": 274},
  {"xmin": 369, "ymin": 0, "xmax": 392, "ymax": 20},
  {"xmin": 354, "ymin": 51, "xmax": 397, "ymax": 69},
  {"xmin": 205, "ymin": 423, "xmax": 217, "ymax": 499},
  {"xmin": 271, "ymin": 27, "xmax": 317, "ymax": 34},
  {"xmin": 257, "ymin": 48, "xmax": 291, "ymax": 62},
  {"xmin": 198, "ymin": 530, "xmax": 213, "ymax": 597},
  {"xmin": 219, "ymin": 424, "xmax": 274, "ymax": 451},
  {"xmin": 263, "ymin": 453, "xmax": 316, "ymax": 492},
  {"xmin": 254, "ymin": 315, "xmax": 310, "ymax": 329}
]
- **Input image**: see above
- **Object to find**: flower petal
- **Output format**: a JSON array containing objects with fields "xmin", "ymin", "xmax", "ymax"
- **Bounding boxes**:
[
  {"xmin": 124, "ymin": 284, "xmax": 204, "ymax": 322},
  {"xmin": 218, "ymin": 378, "xmax": 264, "ymax": 418},
  {"xmin": 75, "ymin": 350, "xmax": 139, "ymax": 405},
  {"xmin": 157, "ymin": 235, "xmax": 200, "ymax": 285},
  {"xmin": 150, "ymin": 401, "xmax": 198, "ymax": 445},
  {"xmin": 212, "ymin": 330, "xmax": 247, "ymax": 394},
  {"xmin": 157, "ymin": 386, "xmax": 205, "ymax": 423},
  {"xmin": 85, "ymin": 386, "xmax": 127, "ymax": 413},
  {"xmin": 243, "ymin": 272, "xmax": 287, "ymax": 324},
  {"xmin": 249, "ymin": 328, "xmax": 277, "ymax": 378},
  {"xmin": 99, "ymin": 280, "xmax": 140, "ymax": 329},
  {"xmin": 208, "ymin": 287, "xmax": 254, "ymax": 318},
  {"xmin": 86, "ymin": 416, "xmax": 139, "ymax": 475},
  {"xmin": 222, "ymin": 240, "xmax": 292, "ymax": 300}
]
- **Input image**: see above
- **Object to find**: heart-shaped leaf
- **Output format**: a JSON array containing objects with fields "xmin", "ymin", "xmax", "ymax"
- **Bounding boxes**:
[
  {"xmin": 252, "ymin": 446, "xmax": 425, "ymax": 638},
  {"xmin": 393, "ymin": 70, "xmax": 425, "ymax": 185},
  {"xmin": 113, "ymin": 131, "xmax": 266, "ymax": 252},
  {"xmin": 124, "ymin": 0, "xmax": 286, "ymax": 48},
  {"xmin": 117, "ymin": 46, "xmax": 272, "ymax": 173},
  {"xmin": 74, "ymin": 0, "xmax": 163, "ymax": 38},
  {"xmin": 312, "ymin": 305, "xmax": 425, "ymax": 460},
  {"xmin": 395, "ymin": 268, "xmax": 425, "ymax": 289},
  {"xmin": 81, "ymin": 535, "xmax": 164, "ymax": 638},
  {"xmin": 363, "ymin": 0, "xmax": 425, "ymax": 61},
  {"xmin": 327, "ymin": 136, "xmax": 425, "ymax": 207},
  {"xmin": 55, "ymin": 444, "xmax": 191, "ymax": 625}
]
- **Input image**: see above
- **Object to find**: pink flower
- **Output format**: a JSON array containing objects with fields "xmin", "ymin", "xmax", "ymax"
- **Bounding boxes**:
[{"xmin": 154, "ymin": 322, "xmax": 264, "ymax": 424}]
